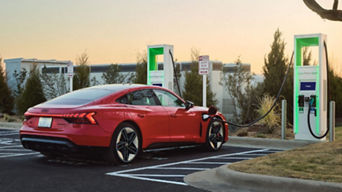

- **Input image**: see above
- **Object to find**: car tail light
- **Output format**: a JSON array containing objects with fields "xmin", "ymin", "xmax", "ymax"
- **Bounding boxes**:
[
  {"xmin": 63, "ymin": 112, "xmax": 97, "ymax": 125},
  {"xmin": 24, "ymin": 112, "xmax": 97, "ymax": 125}
]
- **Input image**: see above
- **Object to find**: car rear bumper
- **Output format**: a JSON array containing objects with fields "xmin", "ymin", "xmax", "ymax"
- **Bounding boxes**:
[
  {"xmin": 20, "ymin": 134, "xmax": 108, "ymax": 154},
  {"xmin": 20, "ymin": 123, "xmax": 113, "ymax": 147},
  {"xmin": 21, "ymin": 135, "xmax": 77, "ymax": 152}
]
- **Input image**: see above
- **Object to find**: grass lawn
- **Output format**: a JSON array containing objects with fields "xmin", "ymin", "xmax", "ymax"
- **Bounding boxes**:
[{"xmin": 229, "ymin": 126, "xmax": 342, "ymax": 183}]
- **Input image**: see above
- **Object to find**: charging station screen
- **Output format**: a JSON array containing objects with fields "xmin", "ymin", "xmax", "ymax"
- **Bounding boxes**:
[
  {"xmin": 300, "ymin": 82, "xmax": 316, "ymax": 91},
  {"xmin": 152, "ymin": 84, "xmax": 162, "ymax": 87}
]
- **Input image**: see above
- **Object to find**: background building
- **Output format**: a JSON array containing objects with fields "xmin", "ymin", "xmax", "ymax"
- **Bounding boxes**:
[
  {"xmin": 4, "ymin": 58, "xmax": 263, "ymax": 119},
  {"xmin": 4, "ymin": 58, "xmax": 70, "ymax": 95}
]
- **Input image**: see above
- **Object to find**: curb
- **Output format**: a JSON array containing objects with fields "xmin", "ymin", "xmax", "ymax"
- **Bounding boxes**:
[
  {"xmin": 216, "ymin": 165, "xmax": 342, "ymax": 192},
  {"xmin": 225, "ymin": 136, "xmax": 318, "ymax": 150}
]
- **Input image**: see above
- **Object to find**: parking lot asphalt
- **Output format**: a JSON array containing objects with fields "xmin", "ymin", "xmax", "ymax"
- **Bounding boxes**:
[{"xmin": 0, "ymin": 128, "xmax": 280, "ymax": 192}]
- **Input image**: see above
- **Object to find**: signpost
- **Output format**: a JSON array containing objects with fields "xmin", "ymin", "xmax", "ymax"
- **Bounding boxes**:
[
  {"xmin": 199, "ymin": 55, "xmax": 209, "ymax": 107},
  {"xmin": 67, "ymin": 61, "xmax": 74, "ymax": 92}
]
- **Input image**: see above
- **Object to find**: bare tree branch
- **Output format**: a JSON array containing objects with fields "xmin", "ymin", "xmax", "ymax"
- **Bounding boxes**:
[
  {"xmin": 303, "ymin": 0, "xmax": 342, "ymax": 21},
  {"xmin": 333, "ymin": 0, "xmax": 339, "ymax": 10}
]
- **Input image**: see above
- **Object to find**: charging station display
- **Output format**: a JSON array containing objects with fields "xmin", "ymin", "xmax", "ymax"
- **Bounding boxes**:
[{"xmin": 294, "ymin": 34, "xmax": 328, "ymax": 141}]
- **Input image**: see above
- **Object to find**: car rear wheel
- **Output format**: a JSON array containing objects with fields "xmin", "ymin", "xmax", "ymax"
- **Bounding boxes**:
[
  {"xmin": 108, "ymin": 123, "xmax": 141, "ymax": 164},
  {"xmin": 205, "ymin": 117, "xmax": 224, "ymax": 151}
]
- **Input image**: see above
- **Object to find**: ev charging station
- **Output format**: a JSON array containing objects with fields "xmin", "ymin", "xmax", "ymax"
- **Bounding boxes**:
[
  {"xmin": 147, "ymin": 44, "xmax": 174, "ymax": 91},
  {"xmin": 294, "ymin": 34, "xmax": 328, "ymax": 141}
]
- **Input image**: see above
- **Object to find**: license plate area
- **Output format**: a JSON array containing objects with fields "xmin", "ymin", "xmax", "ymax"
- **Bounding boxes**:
[{"xmin": 38, "ymin": 117, "xmax": 52, "ymax": 128}]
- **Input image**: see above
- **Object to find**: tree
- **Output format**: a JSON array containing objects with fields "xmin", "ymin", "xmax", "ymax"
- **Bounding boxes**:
[
  {"xmin": 303, "ymin": 47, "xmax": 313, "ymax": 66},
  {"xmin": 263, "ymin": 29, "xmax": 288, "ymax": 97},
  {"xmin": 223, "ymin": 58, "xmax": 261, "ymax": 124},
  {"xmin": 12, "ymin": 68, "xmax": 27, "ymax": 97},
  {"xmin": 134, "ymin": 52, "xmax": 147, "ymax": 84},
  {"xmin": 90, "ymin": 76, "xmax": 100, "ymax": 86},
  {"xmin": 303, "ymin": 0, "xmax": 342, "ymax": 21},
  {"xmin": 73, "ymin": 52, "xmax": 90, "ymax": 90},
  {"xmin": 0, "ymin": 58, "xmax": 14, "ymax": 114},
  {"xmin": 182, "ymin": 49, "xmax": 217, "ymax": 107},
  {"xmin": 102, "ymin": 64, "xmax": 124, "ymax": 84},
  {"xmin": 16, "ymin": 65, "xmax": 46, "ymax": 115},
  {"xmin": 40, "ymin": 66, "xmax": 67, "ymax": 99},
  {"xmin": 263, "ymin": 29, "xmax": 294, "ymax": 123},
  {"xmin": 329, "ymin": 68, "xmax": 342, "ymax": 117}
]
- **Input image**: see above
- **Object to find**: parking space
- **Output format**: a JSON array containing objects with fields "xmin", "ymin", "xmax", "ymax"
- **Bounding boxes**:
[
  {"xmin": 0, "ymin": 129, "xmax": 39, "ymax": 158},
  {"xmin": 0, "ymin": 127, "xmax": 284, "ymax": 191},
  {"xmin": 107, "ymin": 148, "xmax": 282, "ymax": 186}
]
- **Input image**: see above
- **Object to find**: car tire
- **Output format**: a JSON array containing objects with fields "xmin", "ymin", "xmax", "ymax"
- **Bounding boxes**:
[
  {"xmin": 107, "ymin": 123, "xmax": 141, "ymax": 164},
  {"xmin": 205, "ymin": 117, "xmax": 224, "ymax": 151}
]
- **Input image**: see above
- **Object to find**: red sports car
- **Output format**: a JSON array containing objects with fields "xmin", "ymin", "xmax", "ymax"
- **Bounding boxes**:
[{"xmin": 20, "ymin": 84, "xmax": 228, "ymax": 163}]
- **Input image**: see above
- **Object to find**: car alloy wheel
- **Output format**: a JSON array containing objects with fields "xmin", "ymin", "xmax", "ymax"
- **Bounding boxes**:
[
  {"xmin": 206, "ymin": 118, "xmax": 224, "ymax": 151},
  {"xmin": 114, "ymin": 125, "xmax": 140, "ymax": 163}
]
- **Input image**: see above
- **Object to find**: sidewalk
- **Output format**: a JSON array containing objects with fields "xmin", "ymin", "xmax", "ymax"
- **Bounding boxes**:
[
  {"xmin": 224, "ymin": 136, "xmax": 317, "ymax": 150},
  {"xmin": 185, "ymin": 136, "xmax": 342, "ymax": 192}
]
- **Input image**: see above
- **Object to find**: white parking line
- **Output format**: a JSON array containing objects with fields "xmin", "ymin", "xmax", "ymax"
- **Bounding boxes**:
[
  {"xmin": 0, "ymin": 149, "xmax": 30, "ymax": 151},
  {"xmin": 0, "ymin": 152, "xmax": 39, "ymax": 158},
  {"xmin": 128, "ymin": 174, "xmax": 185, "ymax": 177},
  {"xmin": 0, "ymin": 133, "xmax": 19, "ymax": 136},
  {"xmin": 0, "ymin": 131, "xmax": 18, "ymax": 133},
  {"xmin": 187, "ymin": 161, "xmax": 231, "ymax": 165},
  {"xmin": 153, "ymin": 167, "xmax": 208, "ymax": 171},
  {"xmin": 0, "ymin": 145, "xmax": 22, "ymax": 149},
  {"xmin": 115, "ymin": 174, "xmax": 187, "ymax": 186},
  {"xmin": 107, "ymin": 148, "xmax": 270, "ymax": 186}
]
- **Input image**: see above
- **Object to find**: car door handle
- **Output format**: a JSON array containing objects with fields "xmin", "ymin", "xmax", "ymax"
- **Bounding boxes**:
[
  {"xmin": 138, "ymin": 114, "xmax": 145, "ymax": 118},
  {"xmin": 170, "ymin": 114, "xmax": 176, "ymax": 118}
]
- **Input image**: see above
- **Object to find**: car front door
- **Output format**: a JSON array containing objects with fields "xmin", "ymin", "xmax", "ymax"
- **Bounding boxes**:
[
  {"xmin": 117, "ymin": 89, "xmax": 170, "ymax": 145},
  {"xmin": 153, "ymin": 89, "xmax": 199, "ymax": 142}
]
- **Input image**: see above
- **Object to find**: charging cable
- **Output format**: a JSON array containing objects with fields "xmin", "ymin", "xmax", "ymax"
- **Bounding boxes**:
[
  {"xmin": 224, "ymin": 52, "xmax": 294, "ymax": 128},
  {"xmin": 306, "ymin": 41, "xmax": 330, "ymax": 139},
  {"xmin": 169, "ymin": 50, "xmax": 182, "ymax": 98}
]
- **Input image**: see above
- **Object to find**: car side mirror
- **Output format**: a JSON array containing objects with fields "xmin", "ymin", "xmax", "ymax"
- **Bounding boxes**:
[
  {"xmin": 185, "ymin": 100, "xmax": 194, "ymax": 110},
  {"xmin": 208, "ymin": 106, "xmax": 217, "ymax": 115}
]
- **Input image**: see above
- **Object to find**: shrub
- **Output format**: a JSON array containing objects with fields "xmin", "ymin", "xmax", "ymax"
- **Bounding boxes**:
[{"xmin": 256, "ymin": 95, "xmax": 280, "ymax": 133}]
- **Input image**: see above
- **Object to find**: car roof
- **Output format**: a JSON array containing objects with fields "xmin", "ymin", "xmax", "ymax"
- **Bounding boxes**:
[
  {"xmin": 89, "ymin": 84, "xmax": 169, "ymax": 93},
  {"xmin": 91, "ymin": 84, "xmax": 146, "ymax": 91}
]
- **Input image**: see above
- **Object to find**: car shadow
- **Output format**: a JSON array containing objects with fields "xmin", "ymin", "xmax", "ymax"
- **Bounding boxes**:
[{"xmin": 34, "ymin": 145, "xmax": 214, "ymax": 167}]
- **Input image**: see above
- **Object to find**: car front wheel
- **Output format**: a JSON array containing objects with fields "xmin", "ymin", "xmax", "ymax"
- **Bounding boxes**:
[{"xmin": 205, "ymin": 117, "xmax": 224, "ymax": 151}]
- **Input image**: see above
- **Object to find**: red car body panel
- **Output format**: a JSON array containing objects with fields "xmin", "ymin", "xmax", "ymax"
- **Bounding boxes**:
[{"xmin": 20, "ymin": 85, "xmax": 228, "ymax": 150}]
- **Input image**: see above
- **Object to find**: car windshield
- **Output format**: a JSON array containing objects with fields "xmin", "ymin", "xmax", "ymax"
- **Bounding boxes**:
[{"xmin": 44, "ymin": 87, "xmax": 117, "ymax": 105}]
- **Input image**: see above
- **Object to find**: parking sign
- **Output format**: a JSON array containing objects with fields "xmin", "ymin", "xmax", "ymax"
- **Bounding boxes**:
[
  {"xmin": 67, "ymin": 61, "xmax": 73, "ymax": 77},
  {"xmin": 199, "ymin": 55, "xmax": 209, "ymax": 75}
]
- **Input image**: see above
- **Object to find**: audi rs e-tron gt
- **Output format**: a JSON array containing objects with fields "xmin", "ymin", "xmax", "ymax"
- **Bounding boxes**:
[{"xmin": 20, "ymin": 84, "xmax": 228, "ymax": 163}]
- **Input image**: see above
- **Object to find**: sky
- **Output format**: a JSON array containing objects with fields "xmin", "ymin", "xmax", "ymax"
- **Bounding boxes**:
[{"xmin": 0, "ymin": 0, "xmax": 341, "ymax": 74}]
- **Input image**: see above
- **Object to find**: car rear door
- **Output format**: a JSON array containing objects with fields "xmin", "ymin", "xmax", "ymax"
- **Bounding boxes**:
[{"xmin": 152, "ymin": 89, "xmax": 199, "ymax": 142}]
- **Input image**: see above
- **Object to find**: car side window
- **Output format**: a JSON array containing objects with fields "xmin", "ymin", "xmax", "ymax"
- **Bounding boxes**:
[
  {"xmin": 153, "ymin": 89, "xmax": 185, "ymax": 107},
  {"xmin": 117, "ymin": 89, "xmax": 159, "ymax": 106}
]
